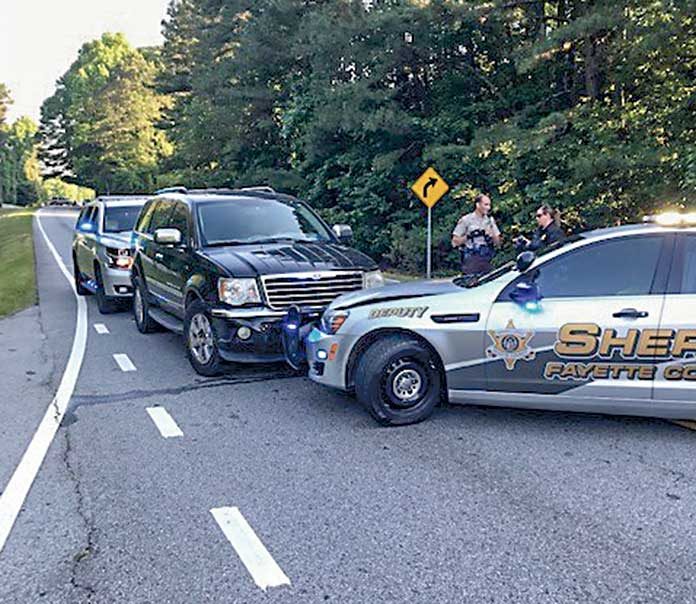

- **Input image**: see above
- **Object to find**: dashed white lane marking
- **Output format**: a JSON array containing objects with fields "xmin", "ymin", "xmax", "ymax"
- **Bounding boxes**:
[
  {"xmin": 210, "ymin": 507, "xmax": 291, "ymax": 591},
  {"xmin": 0, "ymin": 212, "xmax": 88, "ymax": 554},
  {"xmin": 146, "ymin": 407, "xmax": 183, "ymax": 438},
  {"xmin": 113, "ymin": 353, "xmax": 136, "ymax": 372},
  {"xmin": 94, "ymin": 323, "xmax": 109, "ymax": 335}
]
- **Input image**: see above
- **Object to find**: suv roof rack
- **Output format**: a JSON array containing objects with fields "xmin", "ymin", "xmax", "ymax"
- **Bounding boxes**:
[
  {"xmin": 155, "ymin": 186, "xmax": 188, "ymax": 195},
  {"xmin": 155, "ymin": 185, "xmax": 277, "ymax": 196}
]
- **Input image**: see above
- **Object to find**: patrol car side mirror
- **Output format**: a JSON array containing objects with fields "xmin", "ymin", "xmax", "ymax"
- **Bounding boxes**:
[
  {"xmin": 154, "ymin": 228, "xmax": 182, "ymax": 246},
  {"xmin": 510, "ymin": 281, "xmax": 542, "ymax": 307},
  {"xmin": 332, "ymin": 224, "xmax": 353, "ymax": 243},
  {"xmin": 78, "ymin": 222, "xmax": 94, "ymax": 233},
  {"xmin": 516, "ymin": 251, "xmax": 536, "ymax": 272}
]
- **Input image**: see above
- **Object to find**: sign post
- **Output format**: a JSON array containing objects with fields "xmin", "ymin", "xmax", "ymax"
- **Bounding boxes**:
[{"xmin": 410, "ymin": 167, "xmax": 449, "ymax": 279}]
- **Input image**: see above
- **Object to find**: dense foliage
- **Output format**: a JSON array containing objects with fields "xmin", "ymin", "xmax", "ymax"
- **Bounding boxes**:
[
  {"xmin": 36, "ymin": 1, "xmax": 696, "ymax": 272},
  {"xmin": 155, "ymin": 0, "xmax": 695, "ymax": 271},
  {"xmin": 0, "ymin": 86, "xmax": 94, "ymax": 206},
  {"xmin": 39, "ymin": 33, "xmax": 172, "ymax": 195}
]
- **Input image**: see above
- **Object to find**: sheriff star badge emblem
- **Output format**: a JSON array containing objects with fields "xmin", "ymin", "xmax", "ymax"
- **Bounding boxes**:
[{"xmin": 486, "ymin": 320, "xmax": 536, "ymax": 370}]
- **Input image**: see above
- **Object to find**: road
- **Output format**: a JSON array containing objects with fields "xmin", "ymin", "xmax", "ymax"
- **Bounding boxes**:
[{"xmin": 1, "ymin": 209, "xmax": 696, "ymax": 603}]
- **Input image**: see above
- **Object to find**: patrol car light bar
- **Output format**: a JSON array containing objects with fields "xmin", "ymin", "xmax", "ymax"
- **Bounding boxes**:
[{"xmin": 644, "ymin": 212, "xmax": 696, "ymax": 227}]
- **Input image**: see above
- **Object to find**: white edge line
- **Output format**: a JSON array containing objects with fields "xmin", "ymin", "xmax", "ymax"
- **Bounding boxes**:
[
  {"xmin": 145, "ymin": 407, "xmax": 183, "ymax": 438},
  {"xmin": 0, "ymin": 211, "xmax": 88, "ymax": 553},
  {"xmin": 210, "ymin": 507, "xmax": 290, "ymax": 591},
  {"xmin": 113, "ymin": 353, "xmax": 136, "ymax": 372}
]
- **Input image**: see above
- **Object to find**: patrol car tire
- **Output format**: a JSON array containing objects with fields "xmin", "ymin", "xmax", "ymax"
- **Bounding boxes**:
[
  {"xmin": 94, "ymin": 265, "xmax": 118, "ymax": 314},
  {"xmin": 133, "ymin": 275, "xmax": 158, "ymax": 333},
  {"xmin": 356, "ymin": 335, "xmax": 442, "ymax": 426},
  {"xmin": 184, "ymin": 299, "xmax": 224, "ymax": 377},
  {"xmin": 73, "ymin": 255, "xmax": 90, "ymax": 296}
]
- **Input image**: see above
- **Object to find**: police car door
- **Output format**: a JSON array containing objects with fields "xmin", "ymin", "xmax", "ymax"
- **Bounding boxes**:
[
  {"xmin": 483, "ymin": 233, "xmax": 671, "ymax": 407},
  {"xmin": 652, "ymin": 232, "xmax": 696, "ymax": 409}
]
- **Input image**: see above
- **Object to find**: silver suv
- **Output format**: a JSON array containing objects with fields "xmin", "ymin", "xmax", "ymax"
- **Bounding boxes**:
[{"xmin": 72, "ymin": 196, "xmax": 149, "ymax": 313}]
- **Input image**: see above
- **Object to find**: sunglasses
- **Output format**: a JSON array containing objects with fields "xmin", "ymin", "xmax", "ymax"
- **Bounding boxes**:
[{"xmin": 535, "ymin": 212, "xmax": 545, "ymax": 218}]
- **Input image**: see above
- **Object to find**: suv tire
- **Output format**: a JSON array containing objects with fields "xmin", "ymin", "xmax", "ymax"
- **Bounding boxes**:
[
  {"xmin": 95, "ymin": 265, "xmax": 117, "ymax": 314},
  {"xmin": 133, "ymin": 275, "xmax": 158, "ymax": 333},
  {"xmin": 73, "ymin": 255, "xmax": 90, "ymax": 296},
  {"xmin": 355, "ymin": 335, "xmax": 442, "ymax": 426},
  {"xmin": 184, "ymin": 299, "xmax": 223, "ymax": 376}
]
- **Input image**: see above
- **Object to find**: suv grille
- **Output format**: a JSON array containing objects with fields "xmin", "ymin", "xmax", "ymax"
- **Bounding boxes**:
[{"xmin": 262, "ymin": 271, "xmax": 364, "ymax": 310}]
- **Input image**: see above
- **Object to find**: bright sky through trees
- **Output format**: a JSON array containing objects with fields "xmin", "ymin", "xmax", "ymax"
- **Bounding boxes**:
[{"xmin": 0, "ymin": 0, "xmax": 170, "ymax": 122}]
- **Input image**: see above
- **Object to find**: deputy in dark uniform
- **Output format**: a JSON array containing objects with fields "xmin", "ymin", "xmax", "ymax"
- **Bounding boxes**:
[{"xmin": 515, "ymin": 204, "xmax": 565, "ymax": 252}]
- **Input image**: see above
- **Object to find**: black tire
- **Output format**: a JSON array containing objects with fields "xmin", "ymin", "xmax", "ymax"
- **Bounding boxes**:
[
  {"xmin": 355, "ymin": 335, "xmax": 442, "ymax": 426},
  {"xmin": 73, "ymin": 255, "xmax": 90, "ymax": 296},
  {"xmin": 133, "ymin": 275, "xmax": 158, "ymax": 333},
  {"xmin": 94, "ymin": 265, "xmax": 117, "ymax": 314},
  {"xmin": 184, "ymin": 299, "xmax": 224, "ymax": 376}
]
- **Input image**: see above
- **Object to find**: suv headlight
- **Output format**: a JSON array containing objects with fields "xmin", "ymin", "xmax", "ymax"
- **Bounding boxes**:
[
  {"xmin": 106, "ymin": 247, "xmax": 133, "ymax": 270},
  {"xmin": 364, "ymin": 270, "xmax": 384, "ymax": 289},
  {"xmin": 218, "ymin": 278, "xmax": 261, "ymax": 306},
  {"xmin": 320, "ymin": 309, "xmax": 350, "ymax": 334}
]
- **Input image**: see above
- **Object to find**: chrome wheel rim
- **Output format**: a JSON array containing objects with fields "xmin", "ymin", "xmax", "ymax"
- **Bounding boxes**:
[
  {"xmin": 189, "ymin": 313, "xmax": 214, "ymax": 365},
  {"xmin": 134, "ymin": 287, "xmax": 144, "ymax": 324},
  {"xmin": 391, "ymin": 368, "xmax": 423, "ymax": 402}
]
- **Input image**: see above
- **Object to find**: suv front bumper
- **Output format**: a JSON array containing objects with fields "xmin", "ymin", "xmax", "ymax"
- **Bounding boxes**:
[
  {"xmin": 101, "ymin": 264, "xmax": 134, "ymax": 298},
  {"xmin": 210, "ymin": 307, "xmax": 320, "ymax": 364}
]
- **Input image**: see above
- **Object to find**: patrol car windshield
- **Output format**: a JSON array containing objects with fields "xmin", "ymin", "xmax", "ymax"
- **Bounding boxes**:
[
  {"xmin": 457, "ymin": 236, "xmax": 582, "ymax": 288},
  {"xmin": 103, "ymin": 205, "xmax": 144, "ymax": 233},
  {"xmin": 197, "ymin": 198, "xmax": 333, "ymax": 246}
]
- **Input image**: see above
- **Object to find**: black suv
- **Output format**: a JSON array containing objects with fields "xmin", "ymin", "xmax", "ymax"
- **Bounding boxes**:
[{"xmin": 131, "ymin": 187, "xmax": 382, "ymax": 375}]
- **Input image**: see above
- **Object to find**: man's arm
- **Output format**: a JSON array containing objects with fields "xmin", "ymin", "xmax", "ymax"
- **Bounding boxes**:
[
  {"xmin": 452, "ymin": 217, "xmax": 467, "ymax": 248},
  {"xmin": 452, "ymin": 234, "xmax": 466, "ymax": 247},
  {"xmin": 488, "ymin": 218, "xmax": 502, "ymax": 246}
]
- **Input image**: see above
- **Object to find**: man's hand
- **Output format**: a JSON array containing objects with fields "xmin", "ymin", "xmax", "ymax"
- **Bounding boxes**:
[{"xmin": 452, "ymin": 234, "xmax": 466, "ymax": 248}]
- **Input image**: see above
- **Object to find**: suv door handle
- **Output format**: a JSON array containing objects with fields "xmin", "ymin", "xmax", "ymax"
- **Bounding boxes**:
[{"xmin": 613, "ymin": 308, "xmax": 648, "ymax": 319}]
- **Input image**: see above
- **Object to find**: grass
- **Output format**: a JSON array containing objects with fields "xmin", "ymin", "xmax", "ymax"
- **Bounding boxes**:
[{"xmin": 0, "ymin": 208, "xmax": 37, "ymax": 317}]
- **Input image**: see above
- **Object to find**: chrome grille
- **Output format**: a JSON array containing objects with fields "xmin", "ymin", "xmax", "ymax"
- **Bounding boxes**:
[{"xmin": 262, "ymin": 271, "xmax": 364, "ymax": 310}]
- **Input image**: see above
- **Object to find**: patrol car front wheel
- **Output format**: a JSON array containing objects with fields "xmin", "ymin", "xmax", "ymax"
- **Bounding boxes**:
[{"xmin": 355, "ymin": 335, "xmax": 442, "ymax": 426}]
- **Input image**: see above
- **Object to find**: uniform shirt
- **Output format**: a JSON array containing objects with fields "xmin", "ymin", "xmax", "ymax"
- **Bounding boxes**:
[
  {"xmin": 452, "ymin": 212, "xmax": 500, "ymax": 250},
  {"xmin": 520, "ymin": 222, "xmax": 565, "ymax": 251}
]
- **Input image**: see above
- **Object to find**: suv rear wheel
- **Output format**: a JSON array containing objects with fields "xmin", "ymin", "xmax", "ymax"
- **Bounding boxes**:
[
  {"xmin": 133, "ymin": 275, "xmax": 158, "ymax": 333},
  {"xmin": 355, "ymin": 335, "xmax": 442, "ymax": 426},
  {"xmin": 185, "ymin": 299, "xmax": 223, "ymax": 376}
]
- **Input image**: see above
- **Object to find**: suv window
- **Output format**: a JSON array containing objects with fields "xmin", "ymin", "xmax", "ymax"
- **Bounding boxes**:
[
  {"xmin": 169, "ymin": 202, "xmax": 190, "ymax": 240},
  {"xmin": 148, "ymin": 200, "xmax": 173, "ymax": 234},
  {"xmin": 506, "ymin": 235, "xmax": 665, "ymax": 299},
  {"xmin": 103, "ymin": 205, "xmax": 143, "ymax": 233},
  {"xmin": 136, "ymin": 200, "xmax": 157, "ymax": 233},
  {"xmin": 196, "ymin": 197, "xmax": 332, "ymax": 246},
  {"xmin": 82, "ymin": 206, "xmax": 98, "ymax": 229}
]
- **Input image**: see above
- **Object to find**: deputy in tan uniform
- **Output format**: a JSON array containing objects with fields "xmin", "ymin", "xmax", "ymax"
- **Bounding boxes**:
[{"xmin": 451, "ymin": 194, "xmax": 501, "ymax": 275}]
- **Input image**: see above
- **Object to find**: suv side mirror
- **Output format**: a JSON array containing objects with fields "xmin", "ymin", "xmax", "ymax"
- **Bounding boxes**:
[
  {"xmin": 154, "ymin": 228, "xmax": 182, "ymax": 246},
  {"xmin": 332, "ymin": 224, "xmax": 353, "ymax": 243},
  {"xmin": 516, "ymin": 250, "xmax": 536, "ymax": 272}
]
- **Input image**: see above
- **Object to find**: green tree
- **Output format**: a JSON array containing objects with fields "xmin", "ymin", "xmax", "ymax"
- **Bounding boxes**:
[
  {"xmin": 39, "ymin": 33, "xmax": 172, "ymax": 194},
  {"xmin": 1, "ymin": 116, "xmax": 43, "ymax": 205}
]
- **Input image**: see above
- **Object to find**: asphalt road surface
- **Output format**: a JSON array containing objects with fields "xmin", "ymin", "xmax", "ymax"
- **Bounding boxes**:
[{"xmin": 2, "ymin": 209, "xmax": 696, "ymax": 603}]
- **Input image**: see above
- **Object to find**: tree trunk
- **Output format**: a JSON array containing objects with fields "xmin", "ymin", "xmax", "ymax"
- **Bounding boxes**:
[{"xmin": 584, "ymin": 36, "xmax": 600, "ymax": 100}]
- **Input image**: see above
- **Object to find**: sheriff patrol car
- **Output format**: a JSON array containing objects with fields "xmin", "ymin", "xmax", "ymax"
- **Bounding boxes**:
[{"xmin": 292, "ymin": 213, "xmax": 696, "ymax": 425}]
